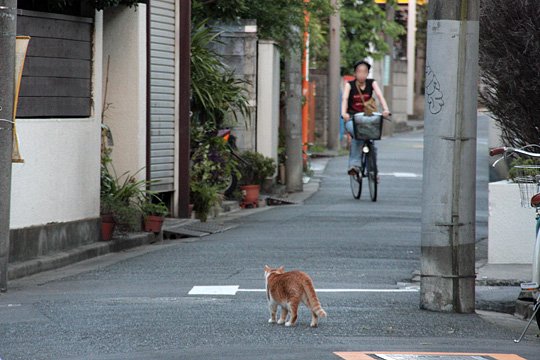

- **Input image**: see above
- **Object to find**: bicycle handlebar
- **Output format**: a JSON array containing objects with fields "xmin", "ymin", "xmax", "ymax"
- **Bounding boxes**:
[
  {"xmin": 490, "ymin": 145, "xmax": 540, "ymax": 168},
  {"xmin": 489, "ymin": 147, "xmax": 505, "ymax": 156},
  {"xmin": 490, "ymin": 146, "xmax": 540, "ymax": 158}
]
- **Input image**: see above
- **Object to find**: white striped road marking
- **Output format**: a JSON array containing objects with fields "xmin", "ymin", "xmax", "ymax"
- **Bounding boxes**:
[
  {"xmin": 188, "ymin": 286, "xmax": 239, "ymax": 295},
  {"xmin": 188, "ymin": 286, "xmax": 418, "ymax": 296},
  {"xmin": 379, "ymin": 172, "xmax": 421, "ymax": 178},
  {"xmin": 0, "ymin": 304, "xmax": 22, "ymax": 308}
]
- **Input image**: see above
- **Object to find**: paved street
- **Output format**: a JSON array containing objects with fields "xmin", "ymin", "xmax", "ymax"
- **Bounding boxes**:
[{"xmin": 1, "ymin": 114, "xmax": 538, "ymax": 359}]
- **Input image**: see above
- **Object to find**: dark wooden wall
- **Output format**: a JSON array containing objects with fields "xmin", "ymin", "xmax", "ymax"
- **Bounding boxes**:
[{"xmin": 17, "ymin": 10, "xmax": 93, "ymax": 118}]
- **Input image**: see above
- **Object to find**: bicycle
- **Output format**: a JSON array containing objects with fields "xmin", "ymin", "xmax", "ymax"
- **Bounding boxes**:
[
  {"xmin": 490, "ymin": 145, "xmax": 540, "ymax": 342},
  {"xmin": 349, "ymin": 139, "xmax": 378, "ymax": 201},
  {"xmin": 349, "ymin": 112, "xmax": 389, "ymax": 201}
]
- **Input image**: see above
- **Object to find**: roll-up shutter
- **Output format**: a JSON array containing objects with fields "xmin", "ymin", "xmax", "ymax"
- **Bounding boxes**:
[{"xmin": 149, "ymin": 0, "xmax": 176, "ymax": 192}]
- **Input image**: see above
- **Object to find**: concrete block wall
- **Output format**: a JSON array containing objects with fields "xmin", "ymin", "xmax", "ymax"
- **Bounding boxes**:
[
  {"xmin": 211, "ymin": 21, "xmax": 258, "ymax": 152},
  {"xmin": 310, "ymin": 69, "xmax": 328, "ymax": 146},
  {"xmin": 392, "ymin": 59, "xmax": 408, "ymax": 125}
]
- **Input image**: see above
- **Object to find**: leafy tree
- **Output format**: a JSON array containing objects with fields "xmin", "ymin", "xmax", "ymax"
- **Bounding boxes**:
[
  {"xmin": 192, "ymin": 0, "xmax": 335, "ymax": 49},
  {"xmin": 340, "ymin": 0, "xmax": 404, "ymax": 72},
  {"xmin": 479, "ymin": 0, "xmax": 540, "ymax": 148}
]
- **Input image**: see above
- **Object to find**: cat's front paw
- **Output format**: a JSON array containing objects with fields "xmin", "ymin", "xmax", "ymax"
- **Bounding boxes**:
[
  {"xmin": 268, "ymin": 318, "xmax": 276, "ymax": 324},
  {"xmin": 277, "ymin": 319, "xmax": 286, "ymax": 325},
  {"xmin": 285, "ymin": 321, "xmax": 294, "ymax": 327}
]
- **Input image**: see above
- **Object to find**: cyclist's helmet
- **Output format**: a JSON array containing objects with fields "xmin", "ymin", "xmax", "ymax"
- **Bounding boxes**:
[{"xmin": 353, "ymin": 60, "xmax": 371, "ymax": 72}]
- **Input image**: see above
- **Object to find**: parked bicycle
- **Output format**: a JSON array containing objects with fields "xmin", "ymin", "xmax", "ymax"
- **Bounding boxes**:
[
  {"xmin": 348, "ymin": 112, "xmax": 390, "ymax": 201},
  {"xmin": 490, "ymin": 145, "xmax": 540, "ymax": 342},
  {"xmin": 191, "ymin": 126, "xmax": 248, "ymax": 197}
]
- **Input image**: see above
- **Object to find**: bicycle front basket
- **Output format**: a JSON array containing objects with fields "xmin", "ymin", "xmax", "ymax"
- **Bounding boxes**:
[
  {"xmin": 352, "ymin": 112, "xmax": 383, "ymax": 141},
  {"xmin": 512, "ymin": 165, "xmax": 540, "ymax": 208}
]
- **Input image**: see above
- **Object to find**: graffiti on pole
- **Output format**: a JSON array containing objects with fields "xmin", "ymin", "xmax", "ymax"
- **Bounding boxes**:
[{"xmin": 425, "ymin": 63, "xmax": 445, "ymax": 115}]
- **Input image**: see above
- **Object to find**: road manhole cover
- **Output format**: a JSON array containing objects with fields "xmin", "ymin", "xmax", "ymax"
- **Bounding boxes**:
[
  {"xmin": 370, "ymin": 355, "xmax": 496, "ymax": 360},
  {"xmin": 334, "ymin": 353, "xmax": 524, "ymax": 360}
]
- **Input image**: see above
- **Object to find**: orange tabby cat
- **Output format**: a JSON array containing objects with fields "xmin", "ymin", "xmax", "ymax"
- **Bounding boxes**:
[{"xmin": 264, "ymin": 265, "xmax": 327, "ymax": 327}]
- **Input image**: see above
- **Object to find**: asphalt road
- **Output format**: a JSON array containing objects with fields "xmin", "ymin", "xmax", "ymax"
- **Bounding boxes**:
[{"xmin": 1, "ymin": 114, "xmax": 538, "ymax": 360}]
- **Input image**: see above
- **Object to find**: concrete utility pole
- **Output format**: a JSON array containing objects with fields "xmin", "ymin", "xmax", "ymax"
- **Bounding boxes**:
[
  {"xmin": 420, "ymin": 0, "xmax": 479, "ymax": 313},
  {"xmin": 327, "ymin": 0, "xmax": 340, "ymax": 151},
  {"xmin": 285, "ymin": 34, "xmax": 303, "ymax": 193},
  {"xmin": 0, "ymin": 0, "xmax": 16, "ymax": 292}
]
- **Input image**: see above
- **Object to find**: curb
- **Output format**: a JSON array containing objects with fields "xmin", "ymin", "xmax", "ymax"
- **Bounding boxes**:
[
  {"xmin": 8, "ymin": 232, "xmax": 156, "ymax": 281},
  {"xmin": 6, "ymin": 158, "xmax": 330, "ymax": 282}
]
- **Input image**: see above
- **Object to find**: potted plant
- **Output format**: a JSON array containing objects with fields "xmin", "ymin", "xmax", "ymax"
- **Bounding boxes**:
[
  {"xmin": 101, "ymin": 144, "xmax": 149, "ymax": 236},
  {"xmin": 99, "ymin": 195, "xmax": 117, "ymax": 241},
  {"xmin": 238, "ymin": 151, "xmax": 276, "ymax": 207},
  {"xmin": 190, "ymin": 182, "xmax": 220, "ymax": 222},
  {"xmin": 140, "ymin": 198, "xmax": 169, "ymax": 233}
]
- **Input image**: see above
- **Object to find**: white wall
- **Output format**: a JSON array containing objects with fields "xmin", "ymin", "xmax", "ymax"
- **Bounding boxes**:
[
  {"xmin": 256, "ymin": 40, "xmax": 280, "ymax": 175},
  {"xmin": 10, "ymin": 11, "xmax": 104, "ymax": 229},
  {"xmin": 489, "ymin": 181, "xmax": 536, "ymax": 264},
  {"xmin": 102, "ymin": 5, "xmax": 147, "ymax": 181}
]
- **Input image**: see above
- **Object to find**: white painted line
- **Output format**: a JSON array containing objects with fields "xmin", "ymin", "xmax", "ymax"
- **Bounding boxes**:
[
  {"xmin": 189, "ymin": 286, "xmax": 419, "ymax": 296},
  {"xmin": 393, "ymin": 172, "xmax": 419, "ymax": 178},
  {"xmin": 188, "ymin": 285, "xmax": 239, "ymax": 295},
  {"xmin": 0, "ymin": 304, "xmax": 22, "ymax": 308},
  {"xmin": 379, "ymin": 172, "xmax": 421, "ymax": 178},
  {"xmin": 315, "ymin": 289, "xmax": 418, "ymax": 293}
]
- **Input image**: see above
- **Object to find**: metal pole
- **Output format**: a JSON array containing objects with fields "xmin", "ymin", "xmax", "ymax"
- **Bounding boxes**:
[
  {"xmin": 0, "ymin": 0, "xmax": 16, "ymax": 292},
  {"xmin": 302, "ymin": 1, "xmax": 310, "ymax": 157},
  {"xmin": 177, "ymin": 0, "xmax": 191, "ymax": 218},
  {"xmin": 383, "ymin": 3, "xmax": 395, "ymax": 137},
  {"xmin": 420, "ymin": 0, "xmax": 479, "ymax": 313},
  {"xmin": 327, "ymin": 0, "xmax": 340, "ymax": 151},
  {"xmin": 285, "ymin": 31, "xmax": 303, "ymax": 193},
  {"xmin": 406, "ymin": 0, "xmax": 416, "ymax": 115}
]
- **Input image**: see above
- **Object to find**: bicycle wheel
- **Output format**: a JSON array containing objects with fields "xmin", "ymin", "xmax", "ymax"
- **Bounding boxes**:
[
  {"xmin": 350, "ymin": 172, "xmax": 362, "ymax": 199},
  {"xmin": 366, "ymin": 149, "xmax": 378, "ymax": 202}
]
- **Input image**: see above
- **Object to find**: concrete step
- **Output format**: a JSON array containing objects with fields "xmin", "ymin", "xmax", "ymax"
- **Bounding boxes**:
[
  {"xmin": 515, "ymin": 299, "xmax": 537, "ymax": 320},
  {"xmin": 221, "ymin": 200, "xmax": 241, "ymax": 213}
]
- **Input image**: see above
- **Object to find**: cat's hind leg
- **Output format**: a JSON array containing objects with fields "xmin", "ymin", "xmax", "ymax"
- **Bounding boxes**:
[
  {"xmin": 268, "ymin": 302, "xmax": 278, "ymax": 324},
  {"xmin": 285, "ymin": 301, "xmax": 299, "ymax": 327},
  {"xmin": 310, "ymin": 311, "xmax": 319, "ymax": 328},
  {"xmin": 277, "ymin": 306, "xmax": 288, "ymax": 325}
]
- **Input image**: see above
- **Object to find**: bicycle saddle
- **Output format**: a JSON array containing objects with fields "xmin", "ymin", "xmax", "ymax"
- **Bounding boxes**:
[{"xmin": 531, "ymin": 193, "xmax": 540, "ymax": 208}]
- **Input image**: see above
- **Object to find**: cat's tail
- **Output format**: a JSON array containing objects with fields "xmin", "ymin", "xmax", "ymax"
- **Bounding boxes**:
[{"xmin": 303, "ymin": 282, "xmax": 327, "ymax": 318}]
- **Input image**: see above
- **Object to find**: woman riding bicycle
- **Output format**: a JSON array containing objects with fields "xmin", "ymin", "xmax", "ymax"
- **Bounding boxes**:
[{"xmin": 341, "ymin": 60, "xmax": 390, "ymax": 176}]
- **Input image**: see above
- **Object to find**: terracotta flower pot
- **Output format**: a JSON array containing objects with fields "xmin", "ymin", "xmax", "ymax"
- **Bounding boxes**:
[
  {"xmin": 240, "ymin": 184, "xmax": 260, "ymax": 208},
  {"xmin": 144, "ymin": 215, "xmax": 165, "ymax": 233},
  {"xmin": 101, "ymin": 214, "xmax": 115, "ymax": 241}
]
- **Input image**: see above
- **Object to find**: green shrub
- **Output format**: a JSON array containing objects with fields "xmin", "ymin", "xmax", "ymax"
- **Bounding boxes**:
[{"xmin": 239, "ymin": 151, "xmax": 276, "ymax": 186}]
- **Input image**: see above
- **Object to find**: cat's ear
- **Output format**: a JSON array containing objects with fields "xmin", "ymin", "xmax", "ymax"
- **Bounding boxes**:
[
  {"xmin": 264, "ymin": 265, "xmax": 270, "ymax": 272},
  {"xmin": 278, "ymin": 266, "xmax": 285, "ymax": 272}
]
